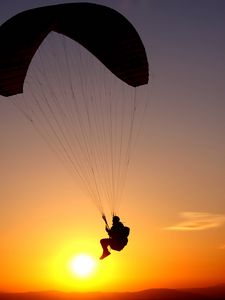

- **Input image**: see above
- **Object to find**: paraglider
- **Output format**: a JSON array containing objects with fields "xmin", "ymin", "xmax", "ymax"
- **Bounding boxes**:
[
  {"xmin": 100, "ymin": 215, "xmax": 130, "ymax": 259},
  {"xmin": 0, "ymin": 3, "xmax": 149, "ymax": 257}
]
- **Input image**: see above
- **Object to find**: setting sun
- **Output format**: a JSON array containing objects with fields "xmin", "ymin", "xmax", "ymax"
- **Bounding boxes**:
[{"xmin": 69, "ymin": 254, "xmax": 97, "ymax": 278}]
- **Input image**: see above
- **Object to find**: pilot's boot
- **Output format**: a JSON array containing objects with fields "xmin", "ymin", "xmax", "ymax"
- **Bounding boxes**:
[{"xmin": 100, "ymin": 249, "xmax": 111, "ymax": 260}]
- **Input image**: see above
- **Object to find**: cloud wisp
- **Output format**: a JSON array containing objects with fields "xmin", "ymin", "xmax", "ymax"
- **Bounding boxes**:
[{"xmin": 165, "ymin": 211, "xmax": 225, "ymax": 231}]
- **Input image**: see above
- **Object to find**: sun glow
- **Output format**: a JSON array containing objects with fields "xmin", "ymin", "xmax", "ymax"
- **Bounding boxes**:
[{"xmin": 69, "ymin": 254, "xmax": 97, "ymax": 278}]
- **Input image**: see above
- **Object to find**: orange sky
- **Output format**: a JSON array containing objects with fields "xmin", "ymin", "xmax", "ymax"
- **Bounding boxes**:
[{"xmin": 1, "ymin": 0, "xmax": 225, "ymax": 293}]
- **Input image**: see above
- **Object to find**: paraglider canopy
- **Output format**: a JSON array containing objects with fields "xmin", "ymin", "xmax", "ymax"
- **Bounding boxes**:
[
  {"xmin": 0, "ymin": 2, "xmax": 149, "ymax": 217},
  {"xmin": 0, "ymin": 2, "xmax": 149, "ymax": 97}
]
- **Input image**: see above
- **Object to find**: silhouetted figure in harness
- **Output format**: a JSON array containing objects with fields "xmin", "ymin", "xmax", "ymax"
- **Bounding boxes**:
[{"xmin": 100, "ymin": 215, "xmax": 130, "ymax": 259}]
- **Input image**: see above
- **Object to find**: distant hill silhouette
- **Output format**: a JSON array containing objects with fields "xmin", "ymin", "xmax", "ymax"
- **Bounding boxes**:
[{"xmin": 1, "ymin": 284, "xmax": 225, "ymax": 300}]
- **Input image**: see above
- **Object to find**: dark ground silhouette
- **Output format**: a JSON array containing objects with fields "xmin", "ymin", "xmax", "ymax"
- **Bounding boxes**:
[{"xmin": 1, "ymin": 284, "xmax": 225, "ymax": 300}]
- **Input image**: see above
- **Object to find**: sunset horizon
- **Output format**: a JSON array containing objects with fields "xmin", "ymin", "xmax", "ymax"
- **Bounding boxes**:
[
  {"xmin": 1, "ymin": 0, "xmax": 225, "ymax": 297},
  {"xmin": 2, "ymin": 283, "xmax": 225, "ymax": 300}
]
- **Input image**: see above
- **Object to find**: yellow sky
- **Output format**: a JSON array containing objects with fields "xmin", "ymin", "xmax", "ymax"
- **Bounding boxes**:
[{"xmin": 1, "ymin": 131, "xmax": 225, "ymax": 292}]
